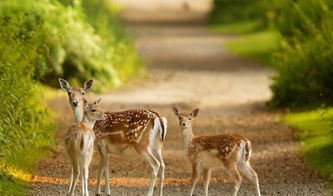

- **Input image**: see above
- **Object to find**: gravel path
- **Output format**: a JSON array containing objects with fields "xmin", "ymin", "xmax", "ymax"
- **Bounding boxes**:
[{"xmin": 29, "ymin": 0, "xmax": 328, "ymax": 195}]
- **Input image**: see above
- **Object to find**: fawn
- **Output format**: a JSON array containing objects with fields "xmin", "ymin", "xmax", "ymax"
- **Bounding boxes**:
[
  {"xmin": 172, "ymin": 107, "xmax": 261, "ymax": 196},
  {"xmin": 65, "ymin": 98, "xmax": 107, "ymax": 196},
  {"xmin": 58, "ymin": 78, "xmax": 167, "ymax": 196}
]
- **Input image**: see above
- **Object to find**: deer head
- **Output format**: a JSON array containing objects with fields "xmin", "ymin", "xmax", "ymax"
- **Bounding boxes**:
[
  {"xmin": 58, "ymin": 78, "xmax": 93, "ymax": 122},
  {"xmin": 172, "ymin": 107, "xmax": 199, "ymax": 128},
  {"xmin": 84, "ymin": 98, "xmax": 107, "ymax": 123}
]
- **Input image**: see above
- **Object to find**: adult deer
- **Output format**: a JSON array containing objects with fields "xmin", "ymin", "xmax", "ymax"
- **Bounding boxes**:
[
  {"xmin": 172, "ymin": 107, "xmax": 261, "ymax": 196},
  {"xmin": 66, "ymin": 98, "xmax": 107, "ymax": 196},
  {"xmin": 58, "ymin": 78, "xmax": 168, "ymax": 196}
]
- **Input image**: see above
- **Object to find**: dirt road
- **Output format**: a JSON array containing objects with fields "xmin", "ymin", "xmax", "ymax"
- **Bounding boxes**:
[{"xmin": 30, "ymin": 0, "xmax": 327, "ymax": 195}]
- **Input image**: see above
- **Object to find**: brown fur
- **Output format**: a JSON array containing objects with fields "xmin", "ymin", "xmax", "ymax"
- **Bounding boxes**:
[
  {"xmin": 59, "ymin": 78, "xmax": 167, "ymax": 196},
  {"xmin": 64, "ymin": 99, "xmax": 106, "ymax": 196},
  {"xmin": 190, "ymin": 134, "xmax": 249, "ymax": 164},
  {"xmin": 65, "ymin": 122, "xmax": 91, "ymax": 143},
  {"xmin": 94, "ymin": 109, "xmax": 161, "ymax": 144},
  {"xmin": 172, "ymin": 107, "xmax": 261, "ymax": 196},
  {"xmin": 93, "ymin": 109, "xmax": 167, "ymax": 196}
]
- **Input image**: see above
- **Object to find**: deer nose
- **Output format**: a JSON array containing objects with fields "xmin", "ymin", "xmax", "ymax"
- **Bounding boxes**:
[
  {"xmin": 182, "ymin": 122, "xmax": 186, "ymax": 126},
  {"xmin": 72, "ymin": 101, "xmax": 79, "ymax": 107}
]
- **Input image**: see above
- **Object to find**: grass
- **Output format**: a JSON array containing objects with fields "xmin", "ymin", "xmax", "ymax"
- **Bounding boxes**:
[
  {"xmin": 0, "ymin": 145, "xmax": 53, "ymax": 196},
  {"xmin": 0, "ymin": 175, "xmax": 26, "ymax": 196},
  {"xmin": 224, "ymin": 31, "xmax": 281, "ymax": 65},
  {"xmin": 0, "ymin": 85, "xmax": 56, "ymax": 195},
  {"xmin": 210, "ymin": 20, "xmax": 264, "ymax": 34},
  {"xmin": 285, "ymin": 108, "xmax": 333, "ymax": 183}
]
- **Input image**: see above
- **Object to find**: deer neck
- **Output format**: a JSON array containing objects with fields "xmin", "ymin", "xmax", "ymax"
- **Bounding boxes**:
[
  {"xmin": 82, "ymin": 115, "xmax": 96, "ymax": 129},
  {"xmin": 182, "ymin": 126, "xmax": 195, "ymax": 154},
  {"xmin": 72, "ymin": 105, "xmax": 84, "ymax": 123}
]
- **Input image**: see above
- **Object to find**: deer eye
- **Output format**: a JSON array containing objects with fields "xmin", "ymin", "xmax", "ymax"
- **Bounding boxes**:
[
  {"xmin": 189, "ymin": 117, "xmax": 192, "ymax": 120},
  {"xmin": 91, "ymin": 109, "xmax": 96, "ymax": 112},
  {"xmin": 68, "ymin": 92, "xmax": 72, "ymax": 96},
  {"xmin": 81, "ymin": 92, "xmax": 85, "ymax": 95},
  {"xmin": 178, "ymin": 117, "xmax": 181, "ymax": 120}
]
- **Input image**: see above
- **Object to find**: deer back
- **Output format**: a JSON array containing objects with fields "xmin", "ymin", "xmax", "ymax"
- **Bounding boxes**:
[
  {"xmin": 94, "ymin": 109, "xmax": 160, "ymax": 144},
  {"xmin": 65, "ymin": 122, "xmax": 95, "ymax": 154},
  {"xmin": 189, "ymin": 134, "xmax": 249, "ymax": 164}
]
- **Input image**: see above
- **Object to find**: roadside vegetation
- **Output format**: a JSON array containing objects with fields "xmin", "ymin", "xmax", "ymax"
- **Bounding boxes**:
[
  {"xmin": 224, "ymin": 31, "xmax": 281, "ymax": 65},
  {"xmin": 285, "ymin": 109, "xmax": 333, "ymax": 182},
  {"xmin": 210, "ymin": 0, "xmax": 333, "ymax": 189},
  {"xmin": 0, "ymin": 0, "xmax": 142, "ymax": 194}
]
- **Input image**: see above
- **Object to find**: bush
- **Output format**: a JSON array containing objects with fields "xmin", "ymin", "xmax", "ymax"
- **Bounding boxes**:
[
  {"xmin": 0, "ymin": 8, "xmax": 54, "ymax": 194},
  {"xmin": 269, "ymin": 0, "xmax": 333, "ymax": 108},
  {"xmin": 0, "ymin": 0, "xmax": 143, "ymax": 92},
  {"xmin": 209, "ymin": 0, "xmax": 279, "ymax": 30}
]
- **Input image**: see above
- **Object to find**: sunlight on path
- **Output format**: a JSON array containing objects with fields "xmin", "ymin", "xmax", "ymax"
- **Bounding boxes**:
[{"xmin": 29, "ymin": 175, "xmax": 228, "ymax": 186}]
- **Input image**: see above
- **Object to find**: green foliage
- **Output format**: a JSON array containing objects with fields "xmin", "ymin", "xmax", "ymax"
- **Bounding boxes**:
[
  {"xmin": 0, "ymin": 8, "xmax": 55, "ymax": 195},
  {"xmin": 269, "ymin": 0, "xmax": 333, "ymax": 108},
  {"xmin": 224, "ymin": 31, "xmax": 281, "ymax": 65},
  {"xmin": 285, "ymin": 108, "xmax": 333, "ymax": 182},
  {"xmin": 0, "ymin": 0, "xmax": 143, "ymax": 92},
  {"xmin": 209, "ymin": 0, "xmax": 278, "ymax": 30},
  {"xmin": 80, "ymin": 0, "xmax": 143, "ymax": 83},
  {"xmin": 0, "ymin": 176, "xmax": 26, "ymax": 196},
  {"xmin": 210, "ymin": 20, "xmax": 264, "ymax": 34}
]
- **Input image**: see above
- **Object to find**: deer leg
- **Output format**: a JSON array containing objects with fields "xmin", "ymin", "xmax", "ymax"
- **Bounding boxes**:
[
  {"xmin": 238, "ymin": 162, "xmax": 261, "ymax": 196},
  {"xmin": 227, "ymin": 164, "xmax": 242, "ymax": 196},
  {"xmin": 203, "ymin": 168, "xmax": 212, "ymax": 196},
  {"xmin": 81, "ymin": 165, "xmax": 86, "ymax": 196},
  {"xmin": 68, "ymin": 167, "xmax": 74, "ymax": 194},
  {"xmin": 153, "ymin": 145, "xmax": 165, "ymax": 196},
  {"xmin": 80, "ymin": 156, "xmax": 89, "ymax": 196},
  {"xmin": 142, "ymin": 148, "xmax": 160, "ymax": 196},
  {"xmin": 84, "ymin": 163, "xmax": 89, "ymax": 196},
  {"xmin": 102, "ymin": 146, "xmax": 111, "ymax": 196},
  {"xmin": 95, "ymin": 157, "xmax": 104, "ymax": 195},
  {"xmin": 68, "ymin": 164, "xmax": 79, "ymax": 196},
  {"xmin": 95, "ymin": 144, "xmax": 110, "ymax": 196},
  {"xmin": 189, "ymin": 163, "xmax": 201, "ymax": 196}
]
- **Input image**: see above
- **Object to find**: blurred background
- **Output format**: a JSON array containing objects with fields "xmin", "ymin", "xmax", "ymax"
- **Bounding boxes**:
[{"xmin": 0, "ymin": 0, "xmax": 333, "ymax": 195}]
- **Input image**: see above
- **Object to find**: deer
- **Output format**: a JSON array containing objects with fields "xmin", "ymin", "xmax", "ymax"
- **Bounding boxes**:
[
  {"xmin": 172, "ymin": 107, "xmax": 261, "ymax": 196},
  {"xmin": 58, "ymin": 78, "xmax": 168, "ymax": 196},
  {"xmin": 65, "ymin": 98, "xmax": 107, "ymax": 196},
  {"xmin": 93, "ymin": 109, "xmax": 167, "ymax": 196}
]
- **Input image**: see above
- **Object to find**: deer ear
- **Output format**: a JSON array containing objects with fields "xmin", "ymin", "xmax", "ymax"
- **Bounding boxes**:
[
  {"xmin": 83, "ymin": 79, "xmax": 93, "ymax": 91},
  {"xmin": 93, "ymin": 97, "xmax": 102, "ymax": 106},
  {"xmin": 190, "ymin": 108, "xmax": 199, "ymax": 118},
  {"xmin": 58, "ymin": 78, "xmax": 70, "ymax": 91},
  {"xmin": 172, "ymin": 106, "xmax": 179, "ymax": 116}
]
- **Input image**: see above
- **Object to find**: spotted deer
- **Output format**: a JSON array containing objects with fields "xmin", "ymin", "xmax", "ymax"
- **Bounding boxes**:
[
  {"xmin": 58, "ymin": 78, "xmax": 168, "ymax": 196},
  {"xmin": 94, "ymin": 109, "xmax": 167, "ymax": 196},
  {"xmin": 58, "ymin": 78, "xmax": 93, "ymax": 123},
  {"xmin": 172, "ymin": 107, "xmax": 261, "ymax": 196},
  {"xmin": 66, "ymin": 98, "xmax": 107, "ymax": 196}
]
